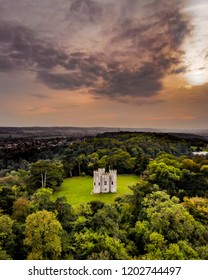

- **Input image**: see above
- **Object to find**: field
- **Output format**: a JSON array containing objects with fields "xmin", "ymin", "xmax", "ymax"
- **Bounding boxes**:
[{"xmin": 53, "ymin": 174, "xmax": 140, "ymax": 205}]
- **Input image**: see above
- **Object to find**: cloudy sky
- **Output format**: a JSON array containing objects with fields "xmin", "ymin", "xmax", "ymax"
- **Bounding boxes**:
[{"xmin": 0, "ymin": 0, "xmax": 208, "ymax": 129}]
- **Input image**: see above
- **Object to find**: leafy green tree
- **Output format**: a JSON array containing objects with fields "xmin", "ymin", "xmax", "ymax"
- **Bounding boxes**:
[
  {"xmin": 89, "ymin": 204, "xmax": 120, "ymax": 237},
  {"xmin": 31, "ymin": 188, "xmax": 54, "ymax": 211},
  {"xmin": 73, "ymin": 229, "xmax": 130, "ymax": 260},
  {"xmin": 24, "ymin": 210, "xmax": 62, "ymax": 260},
  {"xmin": 0, "ymin": 186, "xmax": 16, "ymax": 215},
  {"xmin": 200, "ymin": 165, "xmax": 208, "ymax": 175},
  {"xmin": 29, "ymin": 160, "xmax": 64, "ymax": 191},
  {"xmin": 143, "ymin": 232, "xmax": 165, "ymax": 259},
  {"xmin": 180, "ymin": 169, "xmax": 208, "ymax": 197},
  {"xmin": 55, "ymin": 197, "xmax": 75, "ymax": 231},
  {"xmin": 87, "ymin": 152, "xmax": 99, "ymax": 174},
  {"xmin": 142, "ymin": 191, "xmax": 201, "ymax": 243},
  {"xmin": 195, "ymin": 245, "xmax": 208, "ymax": 259},
  {"xmin": 0, "ymin": 212, "xmax": 15, "ymax": 259},
  {"xmin": 62, "ymin": 150, "xmax": 76, "ymax": 177},
  {"xmin": 98, "ymin": 155, "xmax": 109, "ymax": 169},
  {"xmin": 12, "ymin": 197, "xmax": 32, "ymax": 222},
  {"xmin": 135, "ymin": 155, "xmax": 150, "ymax": 174},
  {"xmin": 181, "ymin": 159, "xmax": 200, "ymax": 172},
  {"xmin": 109, "ymin": 151, "xmax": 135, "ymax": 173},
  {"xmin": 127, "ymin": 181, "xmax": 159, "ymax": 221},
  {"xmin": 145, "ymin": 161, "xmax": 182, "ymax": 195},
  {"xmin": 163, "ymin": 241, "xmax": 198, "ymax": 260},
  {"xmin": 183, "ymin": 197, "xmax": 208, "ymax": 225},
  {"xmin": 76, "ymin": 154, "xmax": 86, "ymax": 176}
]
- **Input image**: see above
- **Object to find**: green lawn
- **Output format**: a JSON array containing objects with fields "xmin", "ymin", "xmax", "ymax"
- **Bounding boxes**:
[{"xmin": 53, "ymin": 174, "xmax": 139, "ymax": 205}]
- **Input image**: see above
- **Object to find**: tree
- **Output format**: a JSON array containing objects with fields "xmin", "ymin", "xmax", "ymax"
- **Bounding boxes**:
[
  {"xmin": 127, "ymin": 181, "xmax": 159, "ymax": 221},
  {"xmin": 0, "ymin": 212, "xmax": 15, "ymax": 259},
  {"xmin": 142, "ymin": 191, "xmax": 201, "ymax": 243},
  {"xmin": 55, "ymin": 197, "xmax": 75, "ymax": 231},
  {"xmin": 0, "ymin": 169, "xmax": 29, "ymax": 191},
  {"xmin": 62, "ymin": 151, "xmax": 76, "ymax": 177},
  {"xmin": 200, "ymin": 165, "xmax": 208, "ymax": 176},
  {"xmin": 98, "ymin": 155, "xmax": 109, "ymax": 169},
  {"xmin": 73, "ymin": 229, "xmax": 130, "ymax": 260},
  {"xmin": 109, "ymin": 151, "xmax": 135, "ymax": 173},
  {"xmin": 29, "ymin": 160, "xmax": 64, "ymax": 191},
  {"xmin": 12, "ymin": 197, "xmax": 32, "ymax": 222},
  {"xmin": 183, "ymin": 197, "xmax": 208, "ymax": 225},
  {"xmin": 135, "ymin": 154, "xmax": 150, "ymax": 174},
  {"xmin": 76, "ymin": 154, "xmax": 86, "ymax": 176},
  {"xmin": 144, "ymin": 160, "xmax": 182, "ymax": 195},
  {"xmin": 181, "ymin": 158, "xmax": 200, "ymax": 172},
  {"xmin": 31, "ymin": 188, "xmax": 54, "ymax": 211},
  {"xmin": 87, "ymin": 152, "xmax": 99, "ymax": 174},
  {"xmin": 163, "ymin": 241, "xmax": 198, "ymax": 260},
  {"xmin": 0, "ymin": 186, "xmax": 16, "ymax": 215},
  {"xmin": 24, "ymin": 210, "xmax": 62, "ymax": 260}
]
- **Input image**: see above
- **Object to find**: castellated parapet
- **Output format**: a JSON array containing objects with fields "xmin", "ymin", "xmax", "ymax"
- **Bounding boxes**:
[{"xmin": 93, "ymin": 168, "xmax": 117, "ymax": 194}]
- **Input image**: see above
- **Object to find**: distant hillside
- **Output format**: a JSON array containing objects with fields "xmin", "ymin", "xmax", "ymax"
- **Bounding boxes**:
[{"xmin": 0, "ymin": 126, "xmax": 208, "ymax": 140}]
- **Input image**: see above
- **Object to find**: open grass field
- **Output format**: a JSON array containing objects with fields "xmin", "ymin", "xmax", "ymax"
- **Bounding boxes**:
[{"xmin": 53, "ymin": 174, "xmax": 139, "ymax": 206}]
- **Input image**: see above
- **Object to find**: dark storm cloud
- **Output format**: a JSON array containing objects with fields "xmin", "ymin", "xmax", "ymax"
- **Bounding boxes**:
[
  {"xmin": 38, "ymin": 2, "xmax": 191, "ymax": 98},
  {"xmin": 0, "ymin": 21, "xmax": 68, "ymax": 72},
  {"xmin": 95, "ymin": 63, "xmax": 163, "ymax": 98},
  {"xmin": 37, "ymin": 52, "xmax": 108, "ymax": 90},
  {"xmin": 68, "ymin": 0, "xmax": 102, "ymax": 24},
  {"xmin": 96, "ymin": 3, "xmax": 191, "ymax": 98},
  {"xmin": 65, "ymin": 52, "xmax": 106, "ymax": 76},
  {"xmin": 0, "ymin": 0, "xmax": 191, "ymax": 102},
  {"xmin": 37, "ymin": 70, "xmax": 96, "ymax": 90},
  {"xmin": 0, "ymin": 21, "xmax": 34, "ymax": 70},
  {"xmin": 110, "ymin": 6, "xmax": 190, "ymax": 64}
]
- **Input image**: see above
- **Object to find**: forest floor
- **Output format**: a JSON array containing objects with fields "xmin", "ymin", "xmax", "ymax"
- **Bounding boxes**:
[{"xmin": 53, "ymin": 174, "xmax": 140, "ymax": 205}]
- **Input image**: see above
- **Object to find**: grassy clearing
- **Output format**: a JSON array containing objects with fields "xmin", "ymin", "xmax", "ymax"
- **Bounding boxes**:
[{"xmin": 53, "ymin": 174, "xmax": 139, "ymax": 205}]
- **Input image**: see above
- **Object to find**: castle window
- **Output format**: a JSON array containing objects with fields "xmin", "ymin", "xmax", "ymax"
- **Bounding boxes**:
[
  {"xmin": 104, "ymin": 181, "xmax": 107, "ymax": 185},
  {"xmin": 98, "ymin": 182, "xmax": 100, "ymax": 186},
  {"xmin": 111, "ymin": 182, "xmax": 113, "ymax": 185}
]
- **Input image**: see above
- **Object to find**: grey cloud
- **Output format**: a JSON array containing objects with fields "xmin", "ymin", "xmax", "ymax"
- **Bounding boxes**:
[
  {"xmin": 37, "ymin": 53, "xmax": 163, "ymax": 99},
  {"xmin": 99, "ymin": 2, "xmax": 191, "ymax": 98},
  {"xmin": 37, "ymin": 71, "xmax": 96, "ymax": 90},
  {"xmin": 0, "ymin": 0, "xmax": 191, "ymax": 103},
  {"xmin": 111, "ymin": 5, "xmax": 190, "ymax": 58},
  {"xmin": 117, "ymin": 97, "xmax": 165, "ymax": 106},
  {"xmin": 171, "ymin": 67, "xmax": 187, "ymax": 74},
  {"xmin": 0, "ymin": 56, "xmax": 14, "ymax": 71},
  {"xmin": 68, "ymin": 0, "xmax": 102, "ymax": 24},
  {"xmin": 65, "ymin": 52, "xmax": 106, "ymax": 76},
  {"xmin": 96, "ymin": 63, "xmax": 163, "ymax": 98},
  {"xmin": 0, "ymin": 21, "xmax": 68, "ymax": 72},
  {"xmin": 37, "ymin": 2, "xmax": 191, "ymax": 99},
  {"xmin": 30, "ymin": 93, "xmax": 49, "ymax": 99}
]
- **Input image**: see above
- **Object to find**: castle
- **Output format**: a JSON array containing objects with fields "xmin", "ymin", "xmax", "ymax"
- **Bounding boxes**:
[{"xmin": 93, "ymin": 168, "xmax": 117, "ymax": 194}]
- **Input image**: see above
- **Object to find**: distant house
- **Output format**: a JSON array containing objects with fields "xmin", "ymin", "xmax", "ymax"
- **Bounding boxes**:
[
  {"xmin": 193, "ymin": 151, "xmax": 208, "ymax": 156},
  {"xmin": 93, "ymin": 168, "xmax": 117, "ymax": 194}
]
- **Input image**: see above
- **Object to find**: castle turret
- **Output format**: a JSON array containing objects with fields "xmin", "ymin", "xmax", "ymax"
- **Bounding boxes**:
[
  {"xmin": 109, "ymin": 169, "xmax": 117, "ymax": 193},
  {"xmin": 93, "ymin": 168, "xmax": 105, "ymax": 194}
]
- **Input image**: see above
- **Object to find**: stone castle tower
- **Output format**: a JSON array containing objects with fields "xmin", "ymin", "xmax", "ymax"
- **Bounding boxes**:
[{"xmin": 93, "ymin": 168, "xmax": 117, "ymax": 194}]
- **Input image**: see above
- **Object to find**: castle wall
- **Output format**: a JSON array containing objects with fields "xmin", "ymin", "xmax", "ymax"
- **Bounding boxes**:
[
  {"xmin": 93, "ymin": 168, "xmax": 117, "ymax": 194},
  {"xmin": 93, "ymin": 169, "xmax": 104, "ymax": 194},
  {"xmin": 100, "ymin": 174, "xmax": 110, "ymax": 193}
]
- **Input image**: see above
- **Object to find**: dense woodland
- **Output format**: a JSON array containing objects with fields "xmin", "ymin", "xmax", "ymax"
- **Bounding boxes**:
[{"xmin": 0, "ymin": 132, "xmax": 208, "ymax": 260}]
